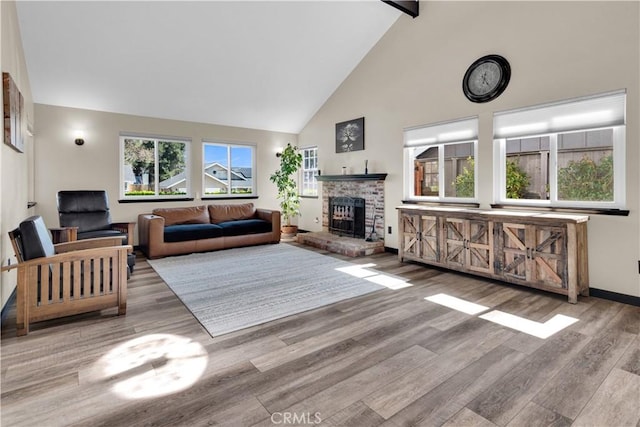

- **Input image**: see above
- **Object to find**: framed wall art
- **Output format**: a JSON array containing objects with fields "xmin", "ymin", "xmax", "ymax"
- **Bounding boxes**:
[
  {"xmin": 335, "ymin": 117, "xmax": 364, "ymax": 153},
  {"xmin": 3, "ymin": 72, "xmax": 24, "ymax": 153}
]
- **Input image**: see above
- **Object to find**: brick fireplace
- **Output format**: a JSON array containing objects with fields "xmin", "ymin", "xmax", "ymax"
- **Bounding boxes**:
[
  {"xmin": 298, "ymin": 173, "xmax": 387, "ymax": 257},
  {"xmin": 321, "ymin": 174, "xmax": 386, "ymax": 241}
]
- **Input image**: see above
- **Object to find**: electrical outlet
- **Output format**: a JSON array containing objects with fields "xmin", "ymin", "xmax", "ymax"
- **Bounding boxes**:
[{"xmin": 388, "ymin": 226, "xmax": 392, "ymax": 234}]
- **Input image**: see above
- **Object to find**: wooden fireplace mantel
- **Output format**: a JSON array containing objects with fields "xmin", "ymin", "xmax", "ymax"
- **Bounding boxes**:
[{"xmin": 317, "ymin": 173, "xmax": 387, "ymax": 182}]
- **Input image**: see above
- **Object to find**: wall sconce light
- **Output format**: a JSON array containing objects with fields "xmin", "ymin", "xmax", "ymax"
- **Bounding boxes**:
[{"xmin": 74, "ymin": 130, "xmax": 85, "ymax": 146}]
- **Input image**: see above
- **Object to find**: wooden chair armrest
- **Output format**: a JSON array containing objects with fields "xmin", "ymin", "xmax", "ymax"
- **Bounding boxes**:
[
  {"xmin": 1, "ymin": 264, "xmax": 18, "ymax": 272},
  {"xmin": 17, "ymin": 245, "xmax": 130, "ymax": 269},
  {"xmin": 49, "ymin": 226, "xmax": 78, "ymax": 244},
  {"xmin": 111, "ymin": 221, "xmax": 135, "ymax": 233},
  {"xmin": 111, "ymin": 221, "xmax": 135, "ymax": 247},
  {"xmin": 55, "ymin": 236, "xmax": 128, "ymax": 253}
]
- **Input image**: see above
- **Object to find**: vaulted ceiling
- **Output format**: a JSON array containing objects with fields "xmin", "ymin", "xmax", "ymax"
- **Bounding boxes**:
[{"xmin": 17, "ymin": 1, "xmax": 401, "ymax": 133}]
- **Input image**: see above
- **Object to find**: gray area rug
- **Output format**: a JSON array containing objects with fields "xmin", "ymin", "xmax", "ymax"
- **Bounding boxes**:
[{"xmin": 148, "ymin": 244, "xmax": 385, "ymax": 337}]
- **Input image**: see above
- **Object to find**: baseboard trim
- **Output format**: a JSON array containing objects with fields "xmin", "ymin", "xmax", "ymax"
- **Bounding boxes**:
[
  {"xmin": 590, "ymin": 288, "xmax": 640, "ymax": 307},
  {"xmin": 384, "ymin": 246, "xmax": 399, "ymax": 254},
  {"xmin": 1, "ymin": 287, "xmax": 17, "ymax": 324}
]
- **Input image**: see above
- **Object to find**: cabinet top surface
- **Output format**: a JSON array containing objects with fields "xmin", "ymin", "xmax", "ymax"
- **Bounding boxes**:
[{"xmin": 396, "ymin": 205, "xmax": 589, "ymax": 223}]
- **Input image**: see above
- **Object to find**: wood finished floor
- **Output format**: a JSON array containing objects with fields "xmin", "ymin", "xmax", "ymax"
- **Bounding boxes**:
[{"xmin": 1, "ymin": 243, "xmax": 639, "ymax": 427}]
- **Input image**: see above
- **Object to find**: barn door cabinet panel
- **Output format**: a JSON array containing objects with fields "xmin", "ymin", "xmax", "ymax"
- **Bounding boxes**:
[
  {"xmin": 420, "ymin": 215, "xmax": 440, "ymax": 263},
  {"xmin": 498, "ymin": 222, "xmax": 567, "ymax": 290},
  {"xmin": 397, "ymin": 206, "xmax": 589, "ymax": 303},
  {"xmin": 399, "ymin": 212, "xmax": 439, "ymax": 263},
  {"xmin": 443, "ymin": 217, "xmax": 494, "ymax": 275}
]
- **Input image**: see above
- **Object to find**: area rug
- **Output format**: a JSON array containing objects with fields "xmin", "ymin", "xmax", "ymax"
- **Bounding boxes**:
[{"xmin": 147, "ymin": 244, "xmax": 386, "ymax": 337}]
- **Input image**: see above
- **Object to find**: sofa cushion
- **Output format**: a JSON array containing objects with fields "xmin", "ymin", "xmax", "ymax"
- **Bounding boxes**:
[
  {"xmin": 217, "ymin": 219, "xmax": 272, "ymax": 237},
  {"xmin": 208, "ymin": 203, "xmax": 256, "ymax": 224},
  {"xmin": 164, "ymin": 224, "xmax": 223, "ymax": 243},
  {"xmin": 153, "ymin": 206, "xmax": 209, "ymax": 226}
]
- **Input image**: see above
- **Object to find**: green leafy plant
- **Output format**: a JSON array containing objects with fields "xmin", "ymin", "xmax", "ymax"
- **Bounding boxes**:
[
  {"xmin": 158, "ymin": 141, "xmax": 186, "ymax": 182},
  {"xmin": 558, "ymin": 154, "xmax": 613, "ymax": 201},
  {"xmin": 453, "ymin": 157, "xmax": 475, "ymax": 198},
  {"xmin": 270, "ymin": 143, "xmax": 303, "ymax": 226},
  {"xmin": 506, "ymin": 159, "xmax": 530, "ymax": 199},
  {"xmin": 124, "ymin": 139, "xmax": 154, "ymax": 184}
]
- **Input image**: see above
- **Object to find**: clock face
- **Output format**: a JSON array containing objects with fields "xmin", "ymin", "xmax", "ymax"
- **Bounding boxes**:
[
  {"xmin": 463, "ymin": 55, "xmax": 510, "ymax": 103},
  {"xmin": 467, "ymin": 61, "xmax": 501, "ymax": 96}
]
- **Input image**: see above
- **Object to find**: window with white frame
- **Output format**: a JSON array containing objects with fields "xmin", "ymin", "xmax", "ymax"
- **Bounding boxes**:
[
  {"xmin": 404, "ymin": 117, "xmax": 478, "ymax": 201},
  {"xmin": 202, "ymin": 141, "xmax": 256, "ymax": 197},
  {"xmin": 120, "ymin": 135, "xmax": 190, "ymax": 199},
  {"xmin": 493, "ymin": 91, "xmax": 626, "ymax": 208},
  {"xmin": 301, "ymin": 147, "xmax": 318, "ymax": 197}
]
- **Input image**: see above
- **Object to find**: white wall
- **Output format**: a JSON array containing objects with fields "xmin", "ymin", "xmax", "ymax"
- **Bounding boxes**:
[
  {"xmin": 33, "ymin": 104, "xmax": 296, "ymax": 245},
  {"xmin": 1, "ymin": 0, "xmax": 34, "ymax": 309},
  {"xmin": 298, "ymin": 1, "xmax": 640, "ymax": 298}
]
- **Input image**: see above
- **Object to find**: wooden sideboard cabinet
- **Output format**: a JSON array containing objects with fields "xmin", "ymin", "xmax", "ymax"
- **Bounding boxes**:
[{"xmin": 397, "ymin": 206, "xmax": 589, "ymax": 303}]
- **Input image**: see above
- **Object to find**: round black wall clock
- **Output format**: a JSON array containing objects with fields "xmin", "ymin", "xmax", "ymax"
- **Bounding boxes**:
[{"xmin": 462, "ymin": 54, "xmax": 511, "ymax": 103}]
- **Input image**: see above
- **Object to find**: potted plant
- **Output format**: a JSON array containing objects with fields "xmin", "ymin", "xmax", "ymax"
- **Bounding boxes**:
[{"xmin": 270, "ymin": 143, "xmax": 303, "ymax": 238}]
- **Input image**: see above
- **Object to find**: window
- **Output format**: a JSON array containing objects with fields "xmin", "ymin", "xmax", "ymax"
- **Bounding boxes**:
[
  {"xmin": 121, "ymin": 135, "xmax": 189, "ymax": 199},
  {"xmin": 301, "ymin": 147, "xmax": 318, "ymax": 197},
  {"xmin": 404, "ymin": 117, "xmax": 478, "ymax": 201},
  {"xmin": 203, "ymin": 141, "xmax": 256, "ymax": 197},
  {"xmin": 494, "ymin": 91, "xmax": 626, "ymax": 208}
]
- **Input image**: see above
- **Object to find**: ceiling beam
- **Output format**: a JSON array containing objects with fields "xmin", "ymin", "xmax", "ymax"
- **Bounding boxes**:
[{"xmin": 381, "ymin": 0, "xmax": 419, "ymax": 18}]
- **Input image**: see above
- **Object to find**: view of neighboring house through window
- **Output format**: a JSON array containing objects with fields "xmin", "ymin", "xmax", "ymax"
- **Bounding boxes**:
[
  {"xmin": 301, "ymin": 146, "xmax": 318, "ymax": 197},
  {"xmin": 494, "ymin": 91, "xmax": 625, "ymax": 208},
  {"xmin": 121, "ymin": 135, "xmax": 189, "ymax": 199},
  {"xmin": 203, "ymin": 141, "xmax": 256, "ymax": 197},
  {"xmin": 403, "ymin": 117, "xmax": 478, "ymax": 201}
]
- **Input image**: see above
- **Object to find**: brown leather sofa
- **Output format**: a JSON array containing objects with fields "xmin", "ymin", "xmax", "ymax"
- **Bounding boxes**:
[{"xmin": 138, "ymin": 203, "xmax": 281, "ymax": 259}]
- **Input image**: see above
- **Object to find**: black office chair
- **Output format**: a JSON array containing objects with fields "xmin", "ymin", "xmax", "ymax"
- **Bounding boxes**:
[{"xmin": 56, "ymin": 190, "xmax": 135, "ymax": 273}]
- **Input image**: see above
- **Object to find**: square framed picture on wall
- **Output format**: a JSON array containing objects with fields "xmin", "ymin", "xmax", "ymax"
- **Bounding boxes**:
[{"xmin": 335, "ymin": 117, "xmax": 364, "ymax": 153}]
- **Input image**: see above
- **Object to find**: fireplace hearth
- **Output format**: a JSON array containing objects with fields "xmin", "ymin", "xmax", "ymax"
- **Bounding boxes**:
[{"xmin": 328, "ymin": 196, "xmax": 365, "ymax": 239}]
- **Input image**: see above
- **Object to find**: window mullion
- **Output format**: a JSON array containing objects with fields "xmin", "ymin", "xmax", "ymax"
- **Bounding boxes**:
[
  {"xmin": 474, "ymin": 140, "xmax": 479, "ymax": 200},
  {"xmin": 154, "ymin": 140, "xmax": 160, "ymax": 197},
  {"xmin": 438, "ymin": 143, "xmax": 445, "ymax": 198},
  {"xmin": 613, "ymin": 126, "xmax": 625, "ymax": 206},
  {"xmin": 227, "ymin": 146, "xmax": 232, "ymax": 195},
  {"xmin": 494, "ymin": 139, "xmax": 503, "ymax": 202},
  {"xmin": 549, "ymin": 134, "xmax": 558, "ymax": 203}
]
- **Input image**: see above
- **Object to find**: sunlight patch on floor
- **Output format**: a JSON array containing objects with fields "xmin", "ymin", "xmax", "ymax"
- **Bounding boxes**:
[
  {"xmin": 425, "ymin": 293, "xmax": 489, "ymax": 315},
  {"xmin": 335, "ymin": 263, "xmax": 379, "ymax": 278},
  {"xmin": 425, "ymin": 293, "xmax": 579, "ymax": 339},
  {"xmin": 365, "ymin": 274, "xmax": 412, "ymax": 290},
  {"xmin": 336, "ymin": 263, "xmax": 413, "ymax": 290},
  {"xmin": 95, "ymin": 333, "xmax": 208, "ymax": 399},
  {"xmin": 479, "ymin": 311, "xmax": 579, "ymax": 339}
]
